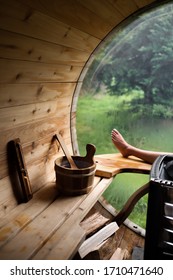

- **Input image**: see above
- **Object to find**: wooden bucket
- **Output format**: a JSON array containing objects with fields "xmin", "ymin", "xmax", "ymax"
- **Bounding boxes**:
[{"xmin": 55, "ymin": 144, "xmax": 96, "ymax": 195}]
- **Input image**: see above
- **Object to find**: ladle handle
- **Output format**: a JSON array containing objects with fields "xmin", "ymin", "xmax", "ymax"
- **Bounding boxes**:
[
  {"xmin": 54, "ymin": 133, "xmax": 77, "ymax": 169},
  {"xmin": 85, "ymin": 144, "xmax": 96, "ymax": 162}
]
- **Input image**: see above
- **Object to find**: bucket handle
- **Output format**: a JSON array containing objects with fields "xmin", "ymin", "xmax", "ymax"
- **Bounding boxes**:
[{"xmin": 84, "ymin": 144, "xmax": 96, "ymax": 162}]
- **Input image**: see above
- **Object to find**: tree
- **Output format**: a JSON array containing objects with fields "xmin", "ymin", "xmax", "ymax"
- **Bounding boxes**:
[{"xmin": 83, "ymin": 3, "xmax": 173, "ymax": 118}]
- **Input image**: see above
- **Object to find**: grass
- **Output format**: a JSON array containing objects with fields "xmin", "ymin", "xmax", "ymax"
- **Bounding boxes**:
[
  {"xmin": 103, "ymin": 173, "xmax": 149, "ymax": 228},
  {"xmin": 76, "ymin": 93, "xmax": 173, "ymax": 228},
  {"xmin": 76, "ymin": 94, "xmax": 118, "ymax": 155}
]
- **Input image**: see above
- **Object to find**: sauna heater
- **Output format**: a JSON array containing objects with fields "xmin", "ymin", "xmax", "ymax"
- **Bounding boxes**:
[{"xmin": 144, "ymin": 154, "xmax": 173, "ymax": 259}]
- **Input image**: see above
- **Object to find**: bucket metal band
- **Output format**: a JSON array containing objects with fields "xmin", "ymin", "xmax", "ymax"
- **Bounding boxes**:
[{"xmin": 56, "ymin": 169, "xmax": 96, "ymax": 178}]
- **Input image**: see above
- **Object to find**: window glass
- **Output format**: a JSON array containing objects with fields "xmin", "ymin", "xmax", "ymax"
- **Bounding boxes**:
[{"xmin": 76, "ymin": 1, "xmax": 173, "ymax": 228}]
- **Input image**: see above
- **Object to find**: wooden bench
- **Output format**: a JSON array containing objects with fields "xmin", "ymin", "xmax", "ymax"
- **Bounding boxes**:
[{"xmin": 0, "ymin": 154, "xmax": 151, "ymax": 260}]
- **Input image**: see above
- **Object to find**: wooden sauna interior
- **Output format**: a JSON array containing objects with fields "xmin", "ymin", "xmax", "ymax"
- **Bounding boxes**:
[{"xmin": 0, "ymin": 0, "xmax": 164, "ymax": 260}]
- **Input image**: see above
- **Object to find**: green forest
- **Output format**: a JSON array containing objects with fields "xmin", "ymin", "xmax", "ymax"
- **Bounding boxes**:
[{"xmin": 76, "ymin": 2, "xmax": 173, "ymax": 228}]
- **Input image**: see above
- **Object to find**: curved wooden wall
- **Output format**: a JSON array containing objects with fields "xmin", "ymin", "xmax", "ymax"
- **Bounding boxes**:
[{"xmin": 0, "ymin": 0, "xmax": 159, "ymax": 216}]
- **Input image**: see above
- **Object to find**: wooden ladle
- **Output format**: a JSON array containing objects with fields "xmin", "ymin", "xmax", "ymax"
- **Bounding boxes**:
[{"xmin": 54, "ymin": 133, "xmax": 78, "ymax": 169}]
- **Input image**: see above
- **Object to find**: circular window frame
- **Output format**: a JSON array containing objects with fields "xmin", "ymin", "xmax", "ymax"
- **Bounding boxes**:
[{"xmin": 70, "ymin": 0, "xmax": 172, "ymax": 233}]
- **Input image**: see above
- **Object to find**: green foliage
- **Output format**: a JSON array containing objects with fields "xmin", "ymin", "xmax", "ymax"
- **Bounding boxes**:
[
  {"xmin": 76, "ymin": 94, "xmax": 173, "ymax": 228},
  {"xmin": 76, "ymin": 94, "xmax": 116, "ymax": 155},
  {"xmin": 103, "ymin": 173, "xmax": 149, "ymax": 229},
  {"xmin": 82, "ymin": 2, "xmax": 173, "ymax": 119},
  {"xmin": 77, "ymin": 2, "xmax": 173, "ymax": 229},
  {"xmin": 152, "ymin": 104, "xmax": 173, "ymax": 118}
]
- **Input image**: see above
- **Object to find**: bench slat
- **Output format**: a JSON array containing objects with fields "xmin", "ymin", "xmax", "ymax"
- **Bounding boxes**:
[
  {"xmin": 0, "ymin": 154, "xmax": 151, "ymax": 260},
  {"xmin": 33, "ymin": 177, "xmax": 112, "ymax": 259},
  {"xmin": 0, "ymin": 183, "xmax": 57, "ymax": 247},
  {"xmin": 0, "ymin": 177, "xmax": 101, "ymax": 259}
]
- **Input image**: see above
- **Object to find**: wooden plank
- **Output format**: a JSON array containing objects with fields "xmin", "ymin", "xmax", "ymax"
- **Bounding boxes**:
[
  {"xmin": 56, "ymin": 224, "xmax": 86, "ymax": 260},
  {"xmin": 0, "ymin": 0, "xmax": 100, "ymax": 52},
  {"xmin": 0, "ymin": 134, "xmax": 73, "ymax": 216},
  {"xmin": 96, "ymin": 223, "xmax": 144, "ymax": 260},
  {"xmin": 78, "ymin": 222, "xmax": 119, "ymax": 258},
  {"xmin": 0, "ymin": 59, "xmax": 82, "ymax": 83},
  {"xmin": 0, "ymin": 177, "xmax": 19, "ymax": 218},
  {"xmin": 0, "ymin": 98, "xmax": 72, "ymax": 131},
  {"xmin": 0, "ymin": 115, "xmax": 70, "ymax": 155},
  {"xmin": 0, "ymin": 176, "xmax": 101, "ymax": 259},
  {"xmin": 110, "ymin": 247, "xmax": 129, "ymax": 260},
  {"xmin": 134, "ymin": 0, "xmax": 156, "ymax": 9},
  {"xmin": 24, "ymin": 135, "xmax": 70, "ymax": 165},
  {"xmin": 19, "ymin": 0, "xmax": 114, "ymax": 39},
  {"xmin": 0, "ymin": 131, "xmax": 70, "ymax": 179},
  {"xmin": 0, "ymin": 83, "xmax": 76, "ymax": 108},
  {"xmin": 95, "ymin": 153, "xmax": 151, "ymax": 178},
  {"xmin": 0, "ymin": 132, "xmax": 69, "ymax": 209},
  {"xmin": 24, "ymin": 150, "xmax": 61, "ymax": 191},
  {"xmin": 0, "ymin": 136, "xmax": 71, "ymax": 183},
  {"xmin": 0, "ymin": 103, "xmax": 64, "ymax": 131},
  {"xmin": 0, "ymin": 150, "xmax": 59, "ymax": 218},
  {"xmin": 2, "ymin": 150, "xmax": 149, "ymax": 222},
  {"xmin": 0, "ymin": 154, "xmax": 8, "ymax": 180},
  {"xmin": 0, "ymin": 182, "xmax": 57, "ymax": 246},
  {"xmin": 33, "ymin": 177, "xmax": 112, "ymax": 259},
  {"xmin": 78, "ymin": 0, "xmax": 124, "ymax": 26},
  {"xmin": 80, "ymin": 210, "xmax": 109, "ymax": 236},
  {"xmin": 0, "ymin": 117, "xmax": 71, "ymax": 157},
  {"xmin": 0, "ymin": 177, "xmax": 15, "ymax": 205},
  {"xmin": 118, "ymin": 224, "xmax": 145, "ymax": 256},
  {"xmin": 108, "ymin": 0, "xmax": 138, "ymax": 17},
  {"xmin": 0, "ymin": 117, "xmax": 71, "ymax": 181},
  {"xmin": 0, "ymin": 198, "xmax": 18, "ymax": 220},
  {"xmin": 0, "ymin": 30, "xmax": 88, "ymax": 66}
]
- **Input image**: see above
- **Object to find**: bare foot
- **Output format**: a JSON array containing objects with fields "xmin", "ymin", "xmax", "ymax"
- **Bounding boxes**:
[{"xmin": 111, "ymin": 129, "xmax": 131, "ymax": 158}]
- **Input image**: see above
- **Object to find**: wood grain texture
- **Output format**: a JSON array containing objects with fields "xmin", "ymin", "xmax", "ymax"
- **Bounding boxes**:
[
  {"xmin": 0, "ymin": 0, "xmax": 100, "ymax": 52},
  {"xmin": 0, "ymin": 177, "xmax": 102, "ymax": 259},
  {"xmin": 33, "ymin": 177, "xmax": 111, "ymax": 260},
  {"xmin": 0, "ymin": 30, "xmax": 89, "ymax": 66},
  {"xmin": 18, "ymin": 0, "xmax": 115, "ymax": 39},
  {"xmin": 0, "ymin": 59, "xmax": 82, "ymax": 83},
  {"xmin": 0, "ymin": 0, "xmax": 158, "ymax": 260},
  {"xmin": 0, "ymin": 83, "xmax": 75, "ymax": 108},
  {"xmin": 95, "ymin": 153, "xmax": 151, "ymax": 178}
]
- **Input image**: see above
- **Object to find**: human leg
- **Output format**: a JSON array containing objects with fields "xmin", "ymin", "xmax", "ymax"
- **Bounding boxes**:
[{"xmin": 111, "ymin": 129, "xmax": 167, "ymax": 164}]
